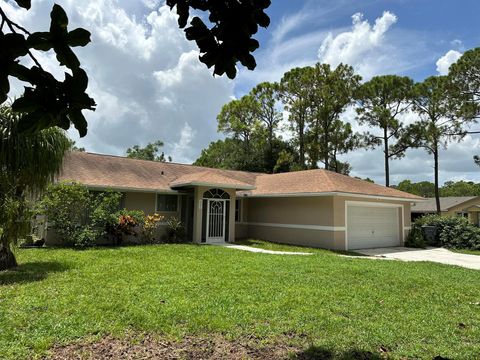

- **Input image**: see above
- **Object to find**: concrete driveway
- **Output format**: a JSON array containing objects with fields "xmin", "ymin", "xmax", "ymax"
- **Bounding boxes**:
[{"xmin": 355, "ymin": 247, "xmax": 480, "ymax": 270}]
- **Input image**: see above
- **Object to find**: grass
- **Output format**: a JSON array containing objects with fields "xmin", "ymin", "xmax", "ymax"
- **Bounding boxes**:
[
  {"xmin": 0, "ymin": 242, "xmax": 479, "ymax": 359},
  {"xmin": 233, "ymin": 238, "xmax": 364, "ymax": 256},
  {"xmin": 234, "ymin": 238, "xmax": 320, "ymax": 252},
  {"xmin": 452, "ymin": 249, "xmax": 480, "ymax": 256}
]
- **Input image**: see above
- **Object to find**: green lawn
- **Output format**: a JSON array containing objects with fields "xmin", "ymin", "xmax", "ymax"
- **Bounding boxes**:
[
  {"xmin": 452, "ymin": 249, "xmax": 480, "ymax": 256},
  {"xmin": 234, "ymin": 239, "xmax": 365, "ymax": 256},
  {"xmin": 1, "ymin": 243, "xmax": 479, "ymax": 359}
]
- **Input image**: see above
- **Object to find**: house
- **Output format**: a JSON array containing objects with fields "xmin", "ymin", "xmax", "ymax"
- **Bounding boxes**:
[
  {"xmin": 53, "ymin": 151, "xmax": 422, "ymax": 250},
  {"xmin": 411, "ymin": 196, "xmax": 480, "ymax": 225}
]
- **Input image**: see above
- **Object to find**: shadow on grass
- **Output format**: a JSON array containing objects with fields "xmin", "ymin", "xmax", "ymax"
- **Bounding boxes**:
[
  {"xmin": 293, "ymin": 345, "xmax": 383, "ymax": 359},
  {"xmin": 234, "ymin": 239, "xmax": 271, "ymax": 247},
  {"xmin": 234, "ymin": 239, "xmax": 367, "ymax": 257},
  {"xmin": 0, "ymin": 261, "xmax": 69, "ymax": 286},
  {"xmin": 330, "ymin": 250, "xmax": 369, "ymax": 257}
]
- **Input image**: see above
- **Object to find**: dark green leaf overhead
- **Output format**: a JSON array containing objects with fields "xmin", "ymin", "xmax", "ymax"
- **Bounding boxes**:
[
  {"xmin": 1, "ymin": 3, "xmax": 95, "ymax": 137},
  {"xmin": 166, "ymin": 0, "xmax": 271, "ymax": 79},
  {"xmin": 13, "ymin": 0, "xmax": 30, "ymax": 10}
]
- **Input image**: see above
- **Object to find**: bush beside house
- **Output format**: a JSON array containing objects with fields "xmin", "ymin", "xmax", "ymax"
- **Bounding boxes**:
[
  {"xmin": 36, "ymin": 182, "xmax": 186, "ymax": 247},
  {"xmin": 406, "ymin": 214, "xmax": 480, "ymax": 250}
]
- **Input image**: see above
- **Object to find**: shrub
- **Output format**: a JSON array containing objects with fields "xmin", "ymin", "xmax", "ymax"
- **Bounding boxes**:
[
  {"xmin": 142, "ymin": 213, "xmax": 164, "ymax": 244},
  {"xmin": 115, "ymin": 209, "xmax": 145, "ymax": 225},
  {"xmin": 38, "ymin": 181, "xmax": 91, "ymax": 247},
  {"xmin": 73, "ymin": 226, "xmax": 98, "ymax": 248},
  {"xmin": 439, "ymin": 219, "xmax": 480, "ymax": 250},
  {"xmin": 413, "ymin": 214, "xmax": 480, "ymax": 250},
  {"xmin": 90, "ymin": 191, "xmax": 123, "ymax": 233},
  {"xmin": 165, "ymin": 217, "xmax": 185, "ymax": 243},
  {"xmin": 108, "ymin": 210, "xmax": 145, "ymax": 245},
  {"xmin": 405, "ymin": 224, "xmax": 426, "ymax": 248},
  {"xmin": 38, "ymin": 182, "xmax": 123, "ymax": 247}
]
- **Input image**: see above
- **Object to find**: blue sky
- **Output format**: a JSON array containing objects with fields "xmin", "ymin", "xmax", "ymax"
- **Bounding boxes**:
[
  {"xmin": 3, "ymin": 0, "xmax": 480, "ymax": 185},
  {"xmin": 238, "ymin": 0, "xmax": 480, "ymax": 90}
]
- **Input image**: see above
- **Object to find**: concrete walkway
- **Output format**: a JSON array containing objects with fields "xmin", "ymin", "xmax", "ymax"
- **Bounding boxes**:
[
  {"xmin": 214, "ymin": 243, "xmax": 313, "ymax": 255},
  {"xmin": 356, "ymin": 247, "xmax": 480, "ymax": 270}
]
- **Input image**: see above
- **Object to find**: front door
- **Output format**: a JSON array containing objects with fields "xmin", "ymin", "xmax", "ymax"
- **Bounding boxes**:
[{"xmin": 206, "ymin": 199, "xmax": 226, "ymax": 243}]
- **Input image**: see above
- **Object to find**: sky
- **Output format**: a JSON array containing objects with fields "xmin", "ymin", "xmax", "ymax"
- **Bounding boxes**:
[{"xmin": 3, "ymin": 0, "xmax": 480, "ymax": 185}]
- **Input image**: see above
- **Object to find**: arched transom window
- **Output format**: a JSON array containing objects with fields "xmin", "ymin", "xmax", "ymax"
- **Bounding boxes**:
[{"xmin": 203, "ymin": 188, "xmax": 230, "ymax": 199}]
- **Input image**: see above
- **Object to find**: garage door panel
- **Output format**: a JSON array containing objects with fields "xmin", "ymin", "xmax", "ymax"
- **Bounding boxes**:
[{"xmin": 347, "ymin": 205, "xmax": 400, "ymax": 250}]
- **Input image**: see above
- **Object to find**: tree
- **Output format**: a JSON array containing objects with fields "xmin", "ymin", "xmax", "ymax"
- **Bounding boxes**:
[
  {"xmin": 306, "ymin": 63, "xmax": 361, "ymax": 171},
  {"xmin": 250, "ymin": 82, "xmax": 282, "ymax": 171},
  {"xmin": 395, "ymin": 179, "xmax": 480, "ymax": 197},
  {"xmin": 441, "ymin": 180, "xmax": 480, "ymax": 197},
  {"xmin": 68, "ymin": 139, "xmax": 85, "ymax": 152},
  {"xmin": 449, "ymin": 48, "xmax": 480, "ymax": 99},
  {"xmin": 0, "ymin": 107, "xmax": 70, "ymax": 270},
  {"xmin": 449, "ymin": 48, "xmax": 480, "ymax": 164},
  {"xmin": 395, "ymin": 180, "xmax": 435, "ymax": 197},
  {"xmin": 408, "ymin": 76, "xmax": 477, "ymax": 214},
  {"xmin": 217, "ymin": 95, "xmax": 258, "ymax": 149},
  {"xmin": 194, "ymin": 135, "xmax": 295, "ymax": 173},
  {"xmin": 322, "ymin": 120, "xmax": 359, "ymax": 174},
  {"xmin": 278, "ymin": 67, "xmax": 314, "ymax": 169},
  {"xmin": 1, "ymin": 1, "xmax": 271, "ymax": 135},
  {"xmin": 126, "ymin": 140, "xmax": 170, "ymax": 162},
  {"xmin": 356, "ymin": 75, "xmax": 414, "ymax": 186}
]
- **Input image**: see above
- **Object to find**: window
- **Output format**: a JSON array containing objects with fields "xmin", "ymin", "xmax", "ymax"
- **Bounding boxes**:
[
  {"xmin": 203, "ymin": 188, "xmax": 230, "ymax": 199},
  {"xmin": 235, "ymin": 199, "xmax": 241, "ymax": 222},
  {"xmin": 156, "ymin": 194, "xmax": 178, "ymax": 212},
  {"xmin": 456, "ymin": 211, "xmax": 468, "ymax": 218}
]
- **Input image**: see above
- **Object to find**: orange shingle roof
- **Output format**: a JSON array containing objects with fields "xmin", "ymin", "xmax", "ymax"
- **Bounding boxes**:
[
  {"xmin": 170, "ymin": 171, "xmax": 254, "ymax": 190},
  {"xmin": 58, "ymin": 152, "xmax": 257, "ymax": 191},
  {"xmin": 238, "ymin": 169, "xmax": 422, "ymax": 200},
  {"xmin": 58, "ymin": 152, "xmax": 421, "ymax": 200}
]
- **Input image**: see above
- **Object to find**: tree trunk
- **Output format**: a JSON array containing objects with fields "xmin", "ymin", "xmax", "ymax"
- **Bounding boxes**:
[
  {"xmin": 323, "ymin": 122, "xmax": 330, "ymax": 171},
  {"xmin": 384, "ymin": 127, "xmax": 390, "ymax": 187},
  {"xmin": 299, "ymin": 116, "xmax": 305, "ymax": 169},
  {"xmin": 268, "ymin": 125, "xmax": 274, "ymax": 173},
  {"xmin": 433, "ymin": 146, "xmax": 441, "ymax": 215},
  {"xmin": 0, "ymin": 238, "xmax": 17, "ymax": 271}
]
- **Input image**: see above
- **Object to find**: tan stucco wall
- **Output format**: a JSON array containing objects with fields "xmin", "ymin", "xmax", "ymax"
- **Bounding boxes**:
[
  {"xmin": 237, "ymin": 195, "xmax": 413, "ymax": 250},
  {"xmin": 235, "ymin": 223, "xmax": 248, "ymax": 238},
  {"xmin": 240, "ymin": 196, "xmax": 344, "ymax": 249},
  {"xmin": 245, "ymin": 196, "xmax": 335, "ymax": 226},
  {"xmin": 124, "ymin": 192, "xmax": 156, "ymax": 214}
]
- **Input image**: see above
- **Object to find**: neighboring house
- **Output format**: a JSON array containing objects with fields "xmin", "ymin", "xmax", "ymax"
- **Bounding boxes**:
[
  {"xmin": 52, "ymin": 152, "xmax": 422, "ymax": 250},
  {"xmin": 411, "ymin": 196, "xmax": 480, "ymax": 225}
]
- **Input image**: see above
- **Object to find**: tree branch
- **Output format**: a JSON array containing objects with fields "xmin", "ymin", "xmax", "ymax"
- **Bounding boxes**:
[{"xmin": 0, "ymin": 6, "xmax": 43, "ymax": 70}]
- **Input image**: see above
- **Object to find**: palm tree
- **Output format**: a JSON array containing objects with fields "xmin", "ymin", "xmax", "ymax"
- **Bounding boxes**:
[{"xmin": 0, "ymin": 107, "xmax": 70, "ymax": 270}]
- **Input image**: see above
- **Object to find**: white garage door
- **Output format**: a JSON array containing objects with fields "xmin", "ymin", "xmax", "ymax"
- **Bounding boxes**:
[{"xmin": 347, "ymin": 205, "xmax": 400, "ymax": 250}]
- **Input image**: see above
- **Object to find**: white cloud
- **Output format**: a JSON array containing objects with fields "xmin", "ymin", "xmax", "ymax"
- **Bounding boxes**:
[
  {"xmin": 317, "ymin": 11, "xmax": 397, "ymax": 78},
  {"xmin": 436, "ymin": 49, "xmax": 462, "ymax": 75},
  {"xmin": 169, "ymin": 123, "xmax": 195, "ymax": 163},
  {"xmin": 4, "ymin": 0, "xmax": 234, "ymax": 163}
]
